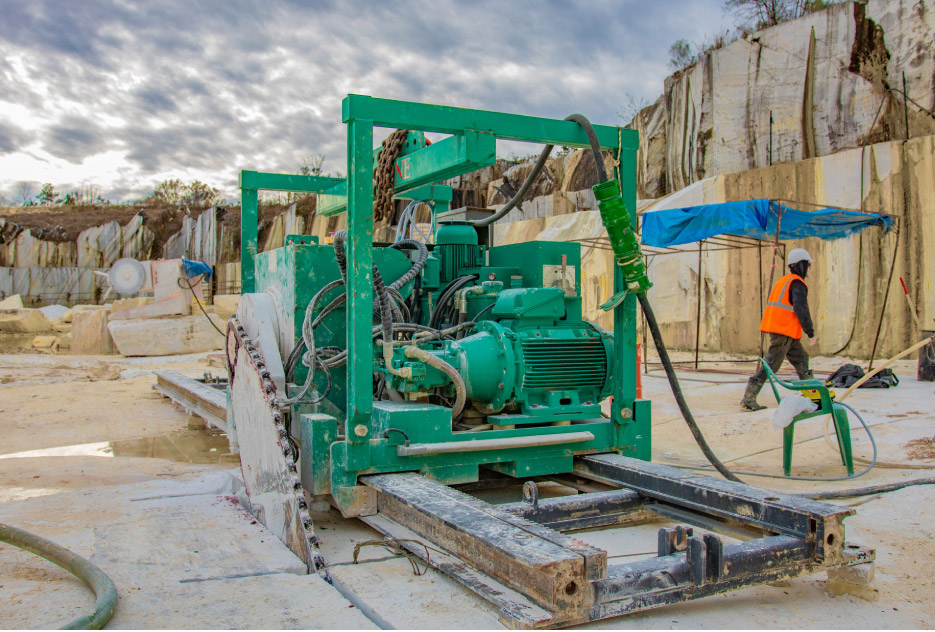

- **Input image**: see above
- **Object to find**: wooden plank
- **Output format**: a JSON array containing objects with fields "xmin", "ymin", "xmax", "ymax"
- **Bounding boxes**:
[{"xmin": 362, "ymin": 473, "xmax": 593, "ymax": 612}]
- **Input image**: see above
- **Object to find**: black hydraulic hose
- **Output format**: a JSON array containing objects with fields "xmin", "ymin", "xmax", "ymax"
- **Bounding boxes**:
[
  {"xmin": 429, "ymin": 275, "xmax": 478, "ymax": 329},
  {"xmin": 564, "ymin": 113, "xmax": 608, "ymax": 183},
  {"xmin": 332, "ymin": 230, "xmax": 349, "ymax": 284},
  {"xmin": 0, "ymin": 522, "xmax": 118, "ymax": 629},
  {"xmin": 388, "ymin": 239, "xmax": 429, "ymax": 291},
  {"xmin": 805, "ymin": 476, "xmax": 935, "ymax": 500},
  {"xmin": 470, "ymin": 143, "xmax": 554, "ymax": 227},
  {"xmin": 562, "ymin": 112, "xmax": 742, "ymax": 484},
  {"xmin": 372, "ymin": 265, "xmax": 394, "ymax": 343},
  {"xmin": 638, "ymin": 256, "xmax": 743, "ymax": 483}
]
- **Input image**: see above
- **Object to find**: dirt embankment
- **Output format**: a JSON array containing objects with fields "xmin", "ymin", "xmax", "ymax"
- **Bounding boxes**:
[{"xmin": 0, "ymin": 195, "xmax": 318, "ymax": 262}]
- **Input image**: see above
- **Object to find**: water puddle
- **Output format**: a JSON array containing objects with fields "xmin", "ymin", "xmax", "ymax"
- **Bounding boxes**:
[{"xmin": 0, "ymin": 428, "xmax": 234, "ymax": 465}]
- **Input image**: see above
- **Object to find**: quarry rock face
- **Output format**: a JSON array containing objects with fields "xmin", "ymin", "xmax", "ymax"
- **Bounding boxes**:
[
  {"xmin": 108, "ymin": 314, "xmax": 224, "ymax": 356},
  {"xmin": 631, "ymin": 0, "xmax": 935, "ymax": 198},
  {"xmin": 639, "ymin": 133, "xmax": 935, "ymax": 359},
  {"xmin": 71, "ymin": 309, "xmax": 117, "ymax": 355}
]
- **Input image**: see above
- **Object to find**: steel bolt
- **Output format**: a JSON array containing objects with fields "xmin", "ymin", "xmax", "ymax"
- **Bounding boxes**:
[
  {"xmin": 354, "ymin": 424, "xmax": 368, "ymax": 437},
  {"xmin": 620, "ymin": 408, "xmax": 633, "ymax": 419}
]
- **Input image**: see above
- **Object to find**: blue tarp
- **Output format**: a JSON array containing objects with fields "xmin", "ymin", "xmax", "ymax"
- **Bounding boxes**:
[
  {"xmin": 182, "ymin": 258, "xmax": 213, "ymax": 280},
  {"xmin": 641, "ymin": 199, "xmax": 893, "ymax": 248}
]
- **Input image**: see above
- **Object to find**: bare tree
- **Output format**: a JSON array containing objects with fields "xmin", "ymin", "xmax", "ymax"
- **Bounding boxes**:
[
  {"xmin": 618, "ymin": 93, "xmax": 652, "ymax": 126},
  {"xmin": 297, "ymin": 154, "xmax": 326, "ymax": 176},
  {"xmin": 17, "ymin": 181, "xmax": 34, "ymax": 206},
  {"xmin": 724, "ymin": 0, "xmax": 839, "ymax": 29}
]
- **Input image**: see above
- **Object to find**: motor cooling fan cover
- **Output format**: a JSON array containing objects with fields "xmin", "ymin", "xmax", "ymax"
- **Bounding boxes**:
[{"xmin": 109, "ymin": 258, "xmax": 146, "ymax": 296}]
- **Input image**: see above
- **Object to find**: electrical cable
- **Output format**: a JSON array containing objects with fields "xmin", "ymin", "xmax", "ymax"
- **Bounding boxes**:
[
  {"xmin": 804, "ymin": 476, "xmax": 935, "ymax": 500},
  {"xmin": 665, "ymin": 401, "xmax": 877, "ymax": 482},
  {"xmin": 181, "ymin": 275, "xmax": 225, "ymax": 337}
]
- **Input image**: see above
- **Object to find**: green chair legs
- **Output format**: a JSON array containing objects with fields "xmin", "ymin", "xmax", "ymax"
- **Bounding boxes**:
[{"xmin": 782, "ymin": 404, "xmax": 854, "ymax": 477}]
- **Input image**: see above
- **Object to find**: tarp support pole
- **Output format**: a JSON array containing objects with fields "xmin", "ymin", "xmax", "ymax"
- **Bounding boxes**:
[
  {"xmin": 695, "ymin": 240, "xmax": 703, "ymax": 369},
  {"xmin": 869, "ymin": 225, "xmax": 901, "ymax": 370}
]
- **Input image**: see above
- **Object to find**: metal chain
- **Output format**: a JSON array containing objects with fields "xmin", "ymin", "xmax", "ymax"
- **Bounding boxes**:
[
  {"xmin": 226, "ymin": 315, "xmax": 331, "ymax": 583},
  {"xmin": 373, "ymin": 129, "xmax": 410, "ymax": 223}
]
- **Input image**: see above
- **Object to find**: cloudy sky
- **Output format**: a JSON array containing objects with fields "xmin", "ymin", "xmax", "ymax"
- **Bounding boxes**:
[{"xmin": 0, "ymin": 0, "xmax": 730, "ymax": 204}]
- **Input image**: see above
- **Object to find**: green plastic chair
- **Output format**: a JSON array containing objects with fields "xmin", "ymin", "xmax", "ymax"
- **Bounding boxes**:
[{"xmin": 759, "ymin": 359, "xmax": 854, "ymax": 477}]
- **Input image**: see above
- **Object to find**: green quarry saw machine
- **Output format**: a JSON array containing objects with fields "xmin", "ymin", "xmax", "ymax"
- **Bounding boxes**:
[{"xmin": 223, "ymin": 95, "xmax": 873, "ymax": 628}]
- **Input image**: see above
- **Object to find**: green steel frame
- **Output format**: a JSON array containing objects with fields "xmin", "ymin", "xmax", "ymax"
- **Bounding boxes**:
[
  {"xmin": 337, "ymin": 95, "xmax": 640, "ymax": 472},
  {"xmin": 239, "ymin": 170, "xmax": 452, "ymax": 294}
]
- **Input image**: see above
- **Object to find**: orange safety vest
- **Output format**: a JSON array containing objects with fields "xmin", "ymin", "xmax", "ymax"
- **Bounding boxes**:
[{"xmin": 760, "ymin": 273, "xmax": 806, "ymax": 339}]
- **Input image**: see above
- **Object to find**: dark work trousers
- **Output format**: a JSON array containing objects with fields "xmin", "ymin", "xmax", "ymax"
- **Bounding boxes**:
[{"xmin": 749, "ymin": 333, "xmax": 811, "ymax": 387}]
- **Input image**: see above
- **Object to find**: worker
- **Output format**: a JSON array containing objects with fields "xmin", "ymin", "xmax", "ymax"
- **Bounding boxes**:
[{"xmin": 741, "ymin": 248, "xmax": 817, "ymax": 411}]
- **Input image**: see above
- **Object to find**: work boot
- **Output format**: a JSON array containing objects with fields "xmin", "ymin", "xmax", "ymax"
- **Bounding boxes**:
[
  {"xmin": 798, "ymin": 369, "xmax": 815, "ymax": 381},
  {"xmin": 740, "ymin": 379, "xmax": 766, "ymax": 412}
]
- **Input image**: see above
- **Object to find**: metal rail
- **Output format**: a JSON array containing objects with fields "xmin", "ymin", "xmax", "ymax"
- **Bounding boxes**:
[{"xmin": 360, "ymin": 455, "xmax": 873, "ymax": 628}]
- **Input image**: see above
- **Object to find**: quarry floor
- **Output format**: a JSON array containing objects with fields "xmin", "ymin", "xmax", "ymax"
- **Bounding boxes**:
[{"xmin": 0, "ymin": 350, "xmax": 933, "ymax": 629}]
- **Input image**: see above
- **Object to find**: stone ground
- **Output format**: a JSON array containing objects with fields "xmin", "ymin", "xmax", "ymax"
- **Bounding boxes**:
[{"xmin": 0, "ymin": 349, "xmax": 933, "ymax": 628}]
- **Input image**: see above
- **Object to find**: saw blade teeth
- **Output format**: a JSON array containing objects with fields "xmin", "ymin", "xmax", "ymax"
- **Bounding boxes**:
[{"xmin": 228, "ymin": 314, "xmax": 330, "ymax": 583}]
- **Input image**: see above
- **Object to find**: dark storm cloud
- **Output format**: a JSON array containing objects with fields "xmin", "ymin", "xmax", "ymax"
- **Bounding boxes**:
[
  {"xmin": 0, "ymin": 0, "xmax": 729, "ymax": 200},
  {"xmin": 0, "ymin": 122, "xmax": 33, "ymax": 154},
  {"xmin": 44, "ymin": 117, "xmax": 109, "ymax": 161}
]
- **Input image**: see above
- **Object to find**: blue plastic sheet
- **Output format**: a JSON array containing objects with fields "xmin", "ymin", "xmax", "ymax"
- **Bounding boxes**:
[
  {"xmin": 182, "ymin": 258, "xmax": 213, "ymax": 280},
  {"xmin": 641, "ymin": 199, "xmax": 893, "ymax": 248}
]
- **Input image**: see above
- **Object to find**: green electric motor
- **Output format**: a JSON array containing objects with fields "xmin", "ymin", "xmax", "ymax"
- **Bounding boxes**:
[{"xmin": 386, "ymin": 287, "xmax": 614, "ymax": 421}]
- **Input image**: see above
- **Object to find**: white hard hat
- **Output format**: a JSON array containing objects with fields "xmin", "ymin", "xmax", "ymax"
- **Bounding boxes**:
[{"xmin": 787, "ymin": 248, "xmax": 814, "ymax": 265}]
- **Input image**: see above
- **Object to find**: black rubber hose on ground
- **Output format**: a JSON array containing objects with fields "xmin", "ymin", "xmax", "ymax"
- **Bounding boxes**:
[
  {"xmin": 0, "ymin": 522, "xmax": 118, "ymax": 629},
  {"xmin": 638, "ymin": 294, "xmax": 745, "ymax": 483},
  {"xmin": 805, "ymin": 476, "xmax": 935, "ymax": 500}
]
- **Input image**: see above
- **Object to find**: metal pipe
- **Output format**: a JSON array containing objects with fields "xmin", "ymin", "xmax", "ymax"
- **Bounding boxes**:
[
  {"xmin": 0, "ymin": 522, "xmax": 118, "ymax": 630},
  {"xmin": 397, "ymin": 431, "xmax": 595, "ymax": 456}
]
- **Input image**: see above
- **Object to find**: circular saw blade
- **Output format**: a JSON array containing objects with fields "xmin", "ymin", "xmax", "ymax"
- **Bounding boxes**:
[{"xmin": 109, "ymin": 257, "xmax": 146, "ymax": 295}]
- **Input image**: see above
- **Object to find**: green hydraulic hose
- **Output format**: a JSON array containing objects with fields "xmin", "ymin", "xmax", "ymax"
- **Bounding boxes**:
[{"xmin": 0, "ymin": 522, "xmax": 118, "ymax": 629}]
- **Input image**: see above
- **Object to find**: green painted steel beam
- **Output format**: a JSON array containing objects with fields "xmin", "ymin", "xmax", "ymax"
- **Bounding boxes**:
[
  {"xmin": 343, "ymin": 94, "xmax": 638, "ymax": 151},
  {"xmin": 239, "ymin": 170, "xmax": 344, "ymax": 193},
  {"xmin": 319, "ymin": 183, "xmax": 452, "ymax": 217},
  {"xmin": 240, "ymin": 188, "xmax": 258, "ymax": 294},
  {"xmin": 345, "ymin": 117, "xmax": 374, "ymax": 471},
  {"xmin": 318, "ymin": 132, "xmax": 494, "ymax": 216}
]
